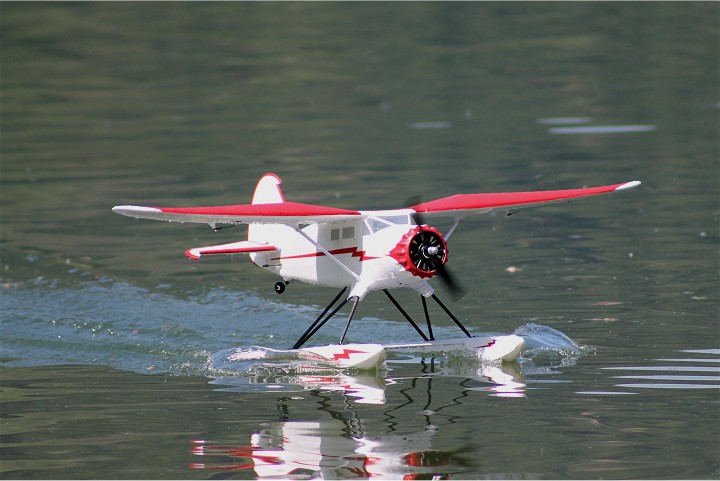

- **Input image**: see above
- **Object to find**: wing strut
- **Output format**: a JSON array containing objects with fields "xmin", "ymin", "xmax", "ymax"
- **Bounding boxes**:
[
  {"xmin": 444, "ymin": 218, "xmax": 461, "ymax": 240},
  {"xmin": 293, "ymin": 226, "xmax": 362, "ymax": 282}
]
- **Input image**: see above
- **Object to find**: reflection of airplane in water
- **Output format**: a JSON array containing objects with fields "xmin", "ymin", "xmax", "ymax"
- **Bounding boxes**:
[
  {"xmin": 191, "ymin": 420, "xmax": 457, "ymax": 479},
  {"xmin": 190, "ymin": 359, "xmax": 524, "ymax": 478}
]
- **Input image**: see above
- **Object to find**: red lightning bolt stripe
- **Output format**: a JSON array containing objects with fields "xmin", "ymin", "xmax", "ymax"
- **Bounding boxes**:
[
  {"xmin": 330, "ymin": 349, "xmax": 367, "ymax": 360},
  {"xmin": 271, "ymin": 247, "xmax": 379, "ymax": 262}
]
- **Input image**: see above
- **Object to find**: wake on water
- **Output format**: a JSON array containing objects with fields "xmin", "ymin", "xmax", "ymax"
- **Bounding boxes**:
[
  {"xmin": 204, "ymin": 326, "xmax": 583, "ymax": 398},
  {"xmin": 207, "ymin": 323, "xmax": 587, "ymax": 382},
  {"xmin": 2, "ymin": 279, "xmax": 588, "ymax": 383}
]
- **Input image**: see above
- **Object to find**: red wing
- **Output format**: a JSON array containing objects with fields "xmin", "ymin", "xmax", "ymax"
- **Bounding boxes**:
[
  {"xmin": 113, "ymin": 201, "xmax": 363, "ymax": 226},
  {"xmin": 410, "ymin": 181, "xmax": 640, "ymax": 218}
]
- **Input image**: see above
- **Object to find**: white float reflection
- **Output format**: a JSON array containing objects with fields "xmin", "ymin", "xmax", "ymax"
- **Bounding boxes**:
[{"xmin": 193, "ymin": 360, "xmax": 525, "ymax": 478}]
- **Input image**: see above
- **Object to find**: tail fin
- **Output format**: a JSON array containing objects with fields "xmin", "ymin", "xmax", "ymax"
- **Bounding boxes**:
[
  {"xmin": 248, "ymin": 173, "xmax": 286, "ymax": 243},
  {"xmin": 252, "ymin": 173, "xmax": 285, "ymax": 205}
]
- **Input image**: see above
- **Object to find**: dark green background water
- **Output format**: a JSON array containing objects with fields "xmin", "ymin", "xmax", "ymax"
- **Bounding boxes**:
[{"xmin": 1, "ymin": 2, "xmax": 718, "ymax": 479}]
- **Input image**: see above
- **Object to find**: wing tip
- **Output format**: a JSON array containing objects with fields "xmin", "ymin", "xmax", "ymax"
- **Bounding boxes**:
[
  {"xmin": 185, "ymin": 248, "xmax": 200, "ymax": 261},
  {"xmin": 615, "ymin": 180, "xmax": 642, "ymax": 191},
  {"xmin": 112, "ymin": 205, "xmax": 162, "ymax": 216}
]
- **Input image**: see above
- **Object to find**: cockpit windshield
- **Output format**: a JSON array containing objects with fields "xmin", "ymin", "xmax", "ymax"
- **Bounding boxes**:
[{"xmin": 364, "ymin": 214, "xmax": 414, "ymax": 234}]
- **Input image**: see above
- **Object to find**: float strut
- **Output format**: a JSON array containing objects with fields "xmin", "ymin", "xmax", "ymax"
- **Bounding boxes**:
[
  {"xmin": 383, "ymin": 290, "xmax": 429, "ymax": 341},
  {"xmin": 431, "ymin": 294, "xmax": 472, "ymax": 338},
  {"xmin": 339, "ymin": 296, "xmax": 360, "ymax": 345},
  {"xmin": 293, "ymin": 287, "xmax": 347, "ymax": 349},
  {"xmin": 421, "ymin": 295, "xmax": 434, "ymax": 341}
]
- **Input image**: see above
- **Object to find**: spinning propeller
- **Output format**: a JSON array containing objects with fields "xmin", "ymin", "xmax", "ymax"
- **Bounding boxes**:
[
  {"xmin": 409, "ymin": 228, "xmax": 446, "ymax": 273},
  {"xmin": 404, "ymin": 196, "xmax": 466, "ymax": 301}
]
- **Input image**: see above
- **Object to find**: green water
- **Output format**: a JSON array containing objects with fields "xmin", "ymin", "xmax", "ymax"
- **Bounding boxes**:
[{"xmin": 1, "ymin": 2, "xmax": 718, "ymax": 479}]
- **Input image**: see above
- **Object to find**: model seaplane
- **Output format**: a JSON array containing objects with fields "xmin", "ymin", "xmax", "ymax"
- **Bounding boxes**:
[{"xmin": 113, "ymin": 173, "xmax": 640, "ymax": 369}]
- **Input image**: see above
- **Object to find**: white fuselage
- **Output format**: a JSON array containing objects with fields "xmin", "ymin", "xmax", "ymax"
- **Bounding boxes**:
[{"xmin": 248, "ymin": 210, "xmax": 434, "ymax": 300}]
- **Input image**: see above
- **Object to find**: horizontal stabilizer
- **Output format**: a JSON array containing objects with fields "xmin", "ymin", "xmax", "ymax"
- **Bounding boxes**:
[{"xmin": 185, "ymin": 241, "xmax": 277, "ymax": 260}]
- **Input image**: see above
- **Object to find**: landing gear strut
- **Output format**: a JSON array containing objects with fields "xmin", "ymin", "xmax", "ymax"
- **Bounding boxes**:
[{"xmin": 291, "ymin": 288, "xmax": 471, "ymax": 349}]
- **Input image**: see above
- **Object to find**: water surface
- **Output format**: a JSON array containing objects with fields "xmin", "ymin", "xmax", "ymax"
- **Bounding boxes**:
[{"xmin": 1, "ymin": 3, "xmax": 718, "ymax": 479}]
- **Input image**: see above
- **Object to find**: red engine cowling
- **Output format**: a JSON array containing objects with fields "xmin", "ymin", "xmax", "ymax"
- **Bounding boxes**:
[{"xmin": 389, "ymin": 225, "xmax": 448, "ymax": 279}]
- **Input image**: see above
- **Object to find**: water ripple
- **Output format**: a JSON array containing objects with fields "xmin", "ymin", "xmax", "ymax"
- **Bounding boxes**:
[{"xmin": 602, "ymin": 350, "xmax": 720, "ymax": 391}]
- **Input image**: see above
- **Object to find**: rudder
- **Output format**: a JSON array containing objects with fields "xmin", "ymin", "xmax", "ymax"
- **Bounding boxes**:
[
  {"xmin": 248, "ymin": 173, "xmax": 287, "ymax": 244},
  {"xmin": 252, "ymin": 173, "xmax": 285, "ymax": 205}
]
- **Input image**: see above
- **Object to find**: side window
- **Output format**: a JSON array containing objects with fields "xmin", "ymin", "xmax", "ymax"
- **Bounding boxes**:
[{"xmin": 331, "ymin": 226, "xmax": 355, "ymax": 240}]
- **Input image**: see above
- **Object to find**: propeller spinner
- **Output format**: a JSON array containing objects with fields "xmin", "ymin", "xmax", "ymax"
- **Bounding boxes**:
[{"xmin": 390, "ymin": 225, "xmax": 448, "ymax": 279}]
